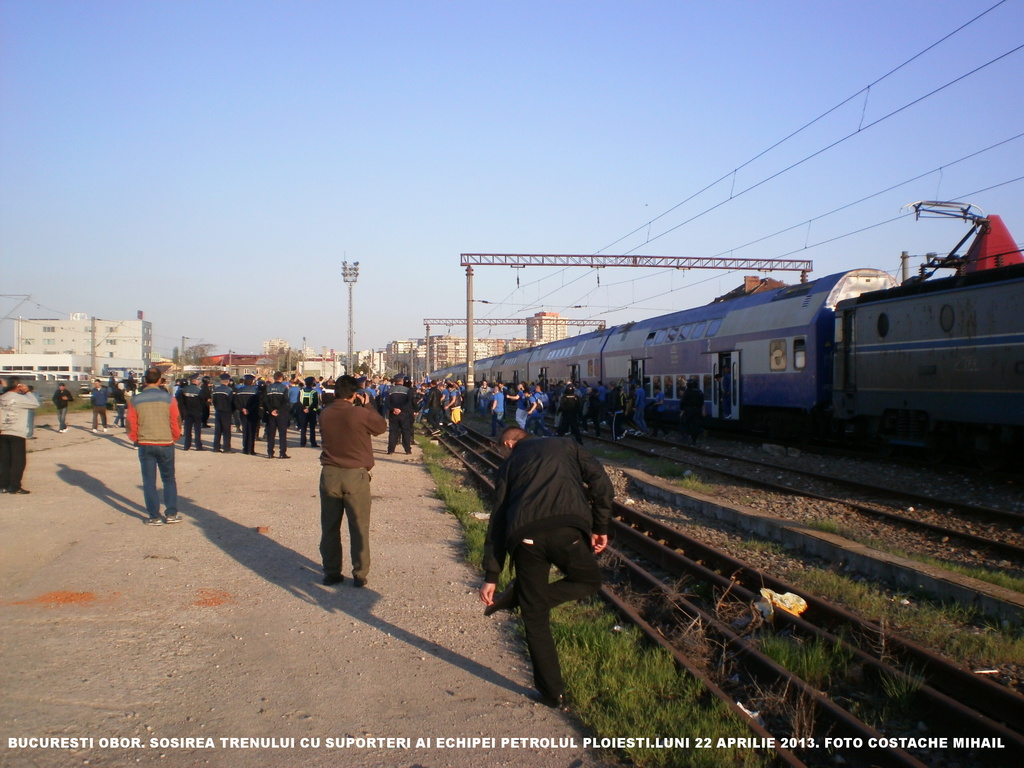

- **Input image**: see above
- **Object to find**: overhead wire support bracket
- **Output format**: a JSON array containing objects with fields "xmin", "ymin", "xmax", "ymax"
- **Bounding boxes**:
[{"xmin": 460, "ymin": 253, "xmax": 813, "ymax": 273}]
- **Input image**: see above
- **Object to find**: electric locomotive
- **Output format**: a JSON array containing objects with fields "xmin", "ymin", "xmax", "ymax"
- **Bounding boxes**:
[{"xmin": 833, "ymin": 204, "xmax": 1024, "ymax": 467}]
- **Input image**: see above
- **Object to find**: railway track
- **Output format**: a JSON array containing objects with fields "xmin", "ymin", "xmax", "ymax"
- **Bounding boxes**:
[
  {"xmin": 428, "ymin": 425, "xmax": 1024, "ymax": 768},
  {"xmin": 576, "ymin": 428, "xmax": 1024, "ymax": 569}
]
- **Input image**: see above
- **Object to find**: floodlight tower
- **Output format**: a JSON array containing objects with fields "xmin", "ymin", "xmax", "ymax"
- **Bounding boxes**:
[{"xmin": 341, "ymin": 260, "xmax": 360, "ymax": 376}]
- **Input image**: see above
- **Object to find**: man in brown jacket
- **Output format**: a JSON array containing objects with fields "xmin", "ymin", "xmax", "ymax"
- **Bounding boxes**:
[{"xmin": 318, "ymin": 375, "xmax": 387, "ymax": 587}]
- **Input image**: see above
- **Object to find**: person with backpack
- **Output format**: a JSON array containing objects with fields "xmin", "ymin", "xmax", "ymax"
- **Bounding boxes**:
[
  {"xmin": 526, "ymin": 384, "xmax": 550, "ymax": 436},
  {"xmin": 298, "ymin": 376, "xmax": 321, "ymax": 448}
]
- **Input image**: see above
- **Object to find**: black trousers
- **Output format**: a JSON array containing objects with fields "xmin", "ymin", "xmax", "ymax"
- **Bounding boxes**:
[
  {"xmin": 265, "ymin": 411, "xmax": 289, "ymax": 457},
  {"xmin": 213, "ymin": 410, "xmax": 233, "ymax": 451},
  {"xmin": 299, "ymin": 410, "xmax": 318, "ymax": 447},
  {"xmin": 556, "ymin": 414, "xmax": 583, "ymax": 444},
  {"xmin": 387, "ymin": 414, "xmax": 413, "ymax": 453},
  {"xmin": 183, "ymin": 413, "xmax": 203, "ymax": 449},
  {"xmin": 241, "ymin": 414, "xmax": 259, "ymax": 454},
  {"xmin": 0, "ymin": 435, "xmax": 28, "ymax": 492},
  {"xmin": 512, "ymin": 526, "xmax": 602, "ymax": 700}
]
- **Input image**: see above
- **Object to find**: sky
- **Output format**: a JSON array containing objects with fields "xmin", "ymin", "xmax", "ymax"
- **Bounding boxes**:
[{"xmin": 2, "ymin": 0, "xmax": 1022, "ymax": 359}]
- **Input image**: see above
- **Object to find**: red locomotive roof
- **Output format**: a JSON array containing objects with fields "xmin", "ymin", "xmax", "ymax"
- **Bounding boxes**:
[{"xmin": 965, "ymin": 215, "xmax": 1023, "ymax": 273}]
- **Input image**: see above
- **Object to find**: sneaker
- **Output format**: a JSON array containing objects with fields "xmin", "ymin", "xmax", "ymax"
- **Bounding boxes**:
[
  {"xmin": 145, "ymin": 517, "xmax": 165, "ymax": 526},
  {"xmin": 164, "ymin": 515, "xmax": 182, "ymax": 524},
  {"xmin": 92, "ymin": 429, "xmax": 98, "ymax": 433}
]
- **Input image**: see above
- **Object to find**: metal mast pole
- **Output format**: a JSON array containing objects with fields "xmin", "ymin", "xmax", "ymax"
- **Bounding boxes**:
[{"xmin": 341, "ymin": 260, "xmax": 360, "ymax": 376}]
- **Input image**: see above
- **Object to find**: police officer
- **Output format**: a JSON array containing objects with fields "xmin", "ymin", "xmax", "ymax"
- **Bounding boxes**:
[
  {"xmin": 200, "ymin": 376, "xmax": 213, "ymax": 427},
  {"xmin": 261, "ymin": 370, "xmax": 291, "ymax": 459},
  {"xmin": 211, "ymin": 373, "xmax": 236, "ymax": 453},
  {"xmin": 385, "ymin": 373, "xmax": 415, "ymax": 454},
  {"xmin": 234, "ymin": 374, "xmax": 260, "ymax": 455},
  {"xmin": 177, "ymin": 373, "xmax": 208, "ymax": 450},
  {"xmin": 298, "ymin": 376, "xmax": 321, "ymax": 448}
]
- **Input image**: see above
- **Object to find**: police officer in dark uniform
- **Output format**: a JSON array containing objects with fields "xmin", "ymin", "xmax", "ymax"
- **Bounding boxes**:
[
  {"xmin": 177, "ymin": 373, "xmax": 208, "ymax": 450},
  {"xmin": 261, "ymin": 370, "xmax": 291, "ymax": 459},
  {"xmin": 200, "ymin": 376, "xmax": 213, "ymax": 427},
  {"xmin": 211, "ymin": 373, "xmax": 236, "ymax": 453},
  {"xmin": 386, "ymin": 373, "xmax": 415, "ymax": 454},
  {"xmin": 556, "ymin": 385, "xmax": 584, "ymax": 445},
  {"xmin": 234, "ymin": 374, "xmax": 260, "ymax": 455}
]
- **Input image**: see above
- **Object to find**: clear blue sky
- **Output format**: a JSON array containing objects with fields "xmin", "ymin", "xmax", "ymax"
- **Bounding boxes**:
[{"xmin": 2, "ymin": 0, "xmax": 1022, "ymax": 358}]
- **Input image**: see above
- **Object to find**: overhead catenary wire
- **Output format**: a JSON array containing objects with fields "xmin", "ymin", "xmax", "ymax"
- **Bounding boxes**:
[
  {"xmin": 594, "ymin": 0, "xmax": 1013, "ymax": 256},
  {"xmin": 621, "ymin": 42, "xmax": 1024, "ymax": 256}
]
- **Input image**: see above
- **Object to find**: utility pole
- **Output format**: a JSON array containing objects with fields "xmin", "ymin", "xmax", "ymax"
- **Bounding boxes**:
[{"xmin": 341, "ymin": 260, "xmax": 360, "ymax": 376}]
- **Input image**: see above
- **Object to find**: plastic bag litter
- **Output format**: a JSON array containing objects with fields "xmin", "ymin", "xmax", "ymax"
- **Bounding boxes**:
[{"xmin": 759, "ymin": 588, "xmax": 808, "ymax": 616}]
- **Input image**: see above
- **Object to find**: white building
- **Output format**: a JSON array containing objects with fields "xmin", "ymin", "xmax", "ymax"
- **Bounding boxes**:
[
  {"xmin": 0, "ymin": 353, "xmax": 94, "ymax": 382},
  {"xmin": 12, "ymin": 314, "xmax": 152, "ymax": 377},
  {"xmin": 263, "ymin": 338, "xmax": 291, "ymax": 356}
]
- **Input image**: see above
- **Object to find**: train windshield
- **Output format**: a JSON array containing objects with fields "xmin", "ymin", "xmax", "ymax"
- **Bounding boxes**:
[{"xmin": 825, "ymin": 270, "xmax": 898, "ymax": 308}]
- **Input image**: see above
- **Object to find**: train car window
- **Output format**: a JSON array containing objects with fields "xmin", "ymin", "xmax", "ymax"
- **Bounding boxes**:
[
  {"xmin": 793, "ymin": 338, "xmax": 806, "ymax": 370},
  {"xmin": 877, "ymin": 313, "xmax": 890, "ymax": 338},
  {"xmin": 690, "ymin": 321, "xmax": 707, "ymax": 339},
  {"xmin": 705, "ymin": 318, "xmax": 723, "ymax": 337},
  {"xmin": 770, "ymin": 340, "xmax": 787, "ymax": 371},
  {"xmin": 772, "ymin": 283, "xmax": 813, "ymax": 301},
  {"xmin": 678, "ymin": 324, "xmax": 692, "ymax": 340},
  {"xmin": 675, "ymin": 375, "xmax": 687, "ymax": 399},
  {"xmin": 645, "ymin": 332, "xmax": 658, "ymax": 347},
  {"xmin": 666, "ymin": 327, "xmax": 678, "ymax": 342},
  {"xmin": 940, "ymin": 305, "xmax": 955, "ymax": 333}
]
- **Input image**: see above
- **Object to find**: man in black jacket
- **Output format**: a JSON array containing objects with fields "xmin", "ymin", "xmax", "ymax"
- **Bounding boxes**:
[
  {"xmin": 176, "ymin": 373, "xmax": 207, "ymax": 450},
  {"xmin": 385, "ymin": 374, "xmax": 415, "ymax": 454},
  {"xmin": 479, "ymin": 427, "xmax": 613, "ymax": 708}
]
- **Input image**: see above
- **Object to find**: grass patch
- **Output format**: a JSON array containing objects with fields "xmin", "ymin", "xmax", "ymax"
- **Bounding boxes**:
[
  {"xmin": 671, "ymin": 472, "xmax": 715, "ymax": 494},
  {"xmin": 556, "ymin": 601, "xmax": 770, "ymax": 768},
  {"xmin": 418, "ymin": 435, "xmax": 771, "ymax": 768},
  {"xmin": 735, "ymin": 538, "xmax": 785, "ymax": 557},
  {"xmin": 758, "ymin": 635, "xmax": 853, "ymax": 689}
]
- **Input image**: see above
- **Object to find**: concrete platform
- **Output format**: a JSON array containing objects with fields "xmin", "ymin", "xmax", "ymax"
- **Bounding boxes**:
[{"xmin": 1, "ymin": 412, "xmax": 609, "ymax": 768}]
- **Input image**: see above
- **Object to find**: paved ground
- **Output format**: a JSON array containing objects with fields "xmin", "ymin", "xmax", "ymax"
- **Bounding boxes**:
[{"xmin": 1, "ymin": 410, "xmax": 609, "ymax": 768}]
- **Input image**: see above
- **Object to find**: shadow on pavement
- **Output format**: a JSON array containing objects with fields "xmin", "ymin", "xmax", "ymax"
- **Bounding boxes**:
[
  {"xmin": 178, "ymin": 494, "xmax": 533, "ymax": 699},
  {"xmin": 55, "ymin": 463, "xmax": 148, "ymax": 521}
]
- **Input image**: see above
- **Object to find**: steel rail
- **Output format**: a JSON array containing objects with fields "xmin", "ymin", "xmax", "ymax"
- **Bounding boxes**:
[{"xmin": 612, "ymin": 501, "xmax": 1024, "ymax": 739}]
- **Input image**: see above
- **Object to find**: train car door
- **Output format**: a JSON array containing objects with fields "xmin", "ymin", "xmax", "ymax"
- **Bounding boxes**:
[
  {"xmin": 714, "ymin": 352, "xmax": 739, "ymax": 419},
  {"xmin": 569, "ymin": 363, "xmax": 580, "ymax": 384},
  {"xmin": 629, "ymin": 358, "xmax": 646, "ymax": 388}
]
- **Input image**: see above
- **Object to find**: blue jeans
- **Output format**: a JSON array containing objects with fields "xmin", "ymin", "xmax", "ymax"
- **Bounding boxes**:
[{"xmin": 138, "ymin": 444, "xmax": 178, "ymax": 519}]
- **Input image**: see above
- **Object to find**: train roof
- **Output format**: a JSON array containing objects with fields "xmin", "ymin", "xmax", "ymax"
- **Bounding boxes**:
[
  {"xmin": 608, "ymin": 268, "xmax": 896, "ymax": 334},
  {"xmin": 840, "ymin": 260, "xmax": 1024, "ymax": 307}
]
